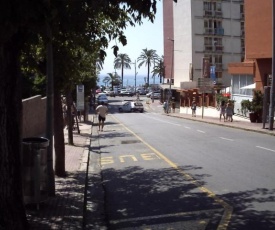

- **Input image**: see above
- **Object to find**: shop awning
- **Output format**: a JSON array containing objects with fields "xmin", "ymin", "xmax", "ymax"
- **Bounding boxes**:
[{"xmin": 240, "ymin": 83, "xmax": 255, "ymax": 89}]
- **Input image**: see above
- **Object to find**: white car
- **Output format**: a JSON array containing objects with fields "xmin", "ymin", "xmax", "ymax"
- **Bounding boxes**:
[{"xmin": 118, "ymin": 101, "xmax": 144, "ymax": 113}]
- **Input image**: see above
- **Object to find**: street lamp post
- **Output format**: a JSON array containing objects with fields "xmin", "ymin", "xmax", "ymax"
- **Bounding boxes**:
[
  {"xmin": 132, "ymin": 60, "xmax": 138, "ymax": 92},
  {"xmin": 167, "ymin": 38, "xmax": 174, "ymax": 113}
]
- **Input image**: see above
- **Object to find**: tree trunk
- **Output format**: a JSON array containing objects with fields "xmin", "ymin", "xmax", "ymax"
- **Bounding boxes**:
[
  {"xmin": 147, "ymin": 64, "xmax": 150, "ymax": 86},
  {"xmin": 53, "ymin": 90, "xmax": 66, "ymax": 177},
  {"xmin": 66, "ymin": 91, "xmax": 74, "ymax": 145},
  {"xmin": 0, "ymin": 35, "xmax": 29, "ymax": 229}
]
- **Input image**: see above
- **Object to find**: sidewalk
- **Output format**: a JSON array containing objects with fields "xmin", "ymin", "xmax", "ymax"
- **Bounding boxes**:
[
  {"xmin": 26, "ymin": 115, "xmax": 93, "ymax": 229},
  {"xmin": 145, "ymin": 101, "xmax": 275, "ymax": 136},
  {"xmin": 169, "ymin": 106, "xmax": 275, "ymax": 136}
]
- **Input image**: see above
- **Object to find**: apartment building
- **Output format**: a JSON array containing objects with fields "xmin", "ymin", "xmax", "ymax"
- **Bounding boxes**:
[
  {"xmin": 163, "ymin": 0, "xmax": 244, "ymax": 89},
  {"xmin": 228, "ymin": 0, "xmax": 272, "ymax": 112}
]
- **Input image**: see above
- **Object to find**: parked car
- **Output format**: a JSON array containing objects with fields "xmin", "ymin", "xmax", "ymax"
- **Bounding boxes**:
[
  {"xmin": 146, "ymin": 91, "xmax": 160, "ymax": 98},
  {"xmin": 137, "ymin": 88, "xmax": 146, "ymax": 95},
  {"xmin": 151, "ymin": 92, "xmax": 161, "ymax": 99},
  {"xmin": 118, "ymin": 101, "xmax": 144, "ymax": 112},
  {"xmin": 119, "ymin": 90, "xmax": 134, "ymax": 97},
  {"xmin": 109, "ymin": 91, "xmax": 116, "ymax": 97},
  {"xmin": 96, "ymin": 93, "xmax": 108, "ymax": 105}
]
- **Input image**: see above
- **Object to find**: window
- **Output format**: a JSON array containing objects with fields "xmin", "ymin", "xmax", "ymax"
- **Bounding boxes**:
[
  {"xmin": 214, "ymin": 20, "xmax": 222, "ymax": 29},
  {"xmin": 204, "ymin": 2, "xmax": 212, "ymax": 11},
  {"xmin": 204, "ymin": 19, "xmax": 212, "ymax": 29},
  {"xmin": 216, "ymin": 3, "xmax": 222, "ymax": 11},
  {"xmin": 204, "ymin": 37, "xmax": 212, "ymax": 45},
  {"xmin": 214, "ymin": 37, "xmax": 222, "ymax": 46},
  {"xmin": 214, "ymin": 55, "xmax": 222, "ymax": 64},
  {"xmin": 232, "ymin": 74, "xmax": 254, "ymax": 96}
]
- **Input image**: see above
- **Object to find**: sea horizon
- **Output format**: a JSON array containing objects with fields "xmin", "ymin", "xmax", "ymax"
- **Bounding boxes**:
[{"xmin": 98, "ymin": 74, "xmax": 162, "ymax": 88}]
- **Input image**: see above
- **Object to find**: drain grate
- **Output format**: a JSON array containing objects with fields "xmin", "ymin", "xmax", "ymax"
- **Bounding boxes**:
[{"xmin": 121, "ymin": 140, "xmax": 141, "ymax": 144}]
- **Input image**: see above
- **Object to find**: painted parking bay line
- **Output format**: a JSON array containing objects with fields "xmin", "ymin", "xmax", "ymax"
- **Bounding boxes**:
[
  {"xmin": 112, "ymin": 114, "xmax": 233, "ymax": 230},
  {"xmin": 101, "ymin": 153, "xmax": 161, "ymax": 165}
]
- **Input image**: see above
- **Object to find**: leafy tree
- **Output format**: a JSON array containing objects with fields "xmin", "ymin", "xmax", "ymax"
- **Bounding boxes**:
[
  {"xmin": 0, "ymin": 0, "xmax": 177, "ymax": 228},
  {"xmin": 152, "ymin": 55, "xmax": 164, "ymax": 84},
  {"xmin": 114, "ymin": 53, "xmax": 132, "ymax": 87},
  {"xmin": 137, "ymin": 48, "xmax": 159, "ymax": 87}
]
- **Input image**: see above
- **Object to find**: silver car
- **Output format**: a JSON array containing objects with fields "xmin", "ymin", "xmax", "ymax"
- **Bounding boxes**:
[{"xmin": 96, "ymin": 93, "xmax": 109, "ymax": 105}]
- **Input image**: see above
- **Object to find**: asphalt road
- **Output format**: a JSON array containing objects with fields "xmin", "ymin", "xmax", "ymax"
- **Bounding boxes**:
[{"xmin": 87, "ymin": 96, "xmax": 275, "ymax": 230}]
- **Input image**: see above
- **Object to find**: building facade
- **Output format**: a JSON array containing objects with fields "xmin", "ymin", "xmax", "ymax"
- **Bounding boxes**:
[
  {"xmin": 228, "ymin": 0, "xmax": 272, "ymax": 112},
  {"xmin": 163, "ymin": 0, "xmax": 244, "ymax": 89}
]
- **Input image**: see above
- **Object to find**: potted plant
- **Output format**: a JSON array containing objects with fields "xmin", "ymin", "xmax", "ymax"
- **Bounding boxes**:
[
  {"xmin": 250, "ymin": 90, "xmax": 263, "ymax": 123},
  {"xmin": 241, "ymin": 90, "xmax": 263, "ymax": 123},
  {"xmin": 240, "ymin": 99, "xmax": 252, "ymax": 117}
]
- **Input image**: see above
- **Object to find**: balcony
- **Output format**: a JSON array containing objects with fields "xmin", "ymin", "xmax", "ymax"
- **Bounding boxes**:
[
  {"xmin": 241, "ymin": 13, "xmax": 245, "ymax": 20},
  {"xmin": 214, "ymin": 28, "xmax": 224, "ymax": 36},
  {"xmin": 204, "ymin": 45, "xmax": 213, "ymax": 52},
  {"xmin": 214, "ymin": 45, "xmax": 223, "ymax": 53},
  {"xmin": 215, "ymin": 63, "xmax": 223, "ymax": 71},
  {"xmin": 204, "ymin": 28, "xmax": 213, "ymax": 35},
  {"xmin": 204, "ymin": 10, "xmax": 212, "ymax": 17},
  {"xmin": 213, "ymin": 11, "xmax": 222, "ymax": 18}
]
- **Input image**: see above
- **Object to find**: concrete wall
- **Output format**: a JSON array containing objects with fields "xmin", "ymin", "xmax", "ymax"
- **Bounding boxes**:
[{"xmin": 22, "ymin": 95, "xmax": 46, "ymax": 138}]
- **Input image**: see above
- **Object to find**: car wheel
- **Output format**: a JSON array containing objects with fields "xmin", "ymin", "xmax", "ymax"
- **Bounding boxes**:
[
  {"xmin": 119, "ymin": 108, "xmax": 123, "ymax": 112},
  {"xmin": 141, "ymin": 109, "xmax": 144, "ymax": 113}
]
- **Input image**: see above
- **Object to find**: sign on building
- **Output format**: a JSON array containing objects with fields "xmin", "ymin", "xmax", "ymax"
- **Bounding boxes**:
[
  {"xmin": 198, "ymin": 78, "xmax": 212, "ymax": 92},
  {"xmin": 76, "ymin": 85, "xmax": 85, "ymax": 111},
  {"xmin": 210, "ymin": 66, "xmax": 216, "ymax": 84},
  {"xmin": 202, "ymin": 57, "xmax": 210, "ymax": 78}
]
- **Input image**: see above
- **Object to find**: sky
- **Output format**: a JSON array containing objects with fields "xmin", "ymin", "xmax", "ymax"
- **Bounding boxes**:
[{"xmin": 99, "ymin": 1, "xmax": 164, "ymax": 79}]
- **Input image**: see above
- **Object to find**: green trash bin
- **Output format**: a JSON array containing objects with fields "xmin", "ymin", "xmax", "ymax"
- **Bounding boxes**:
[{"xmin": 22, "ymin": 137, "xmax": 49, "ymax": 208}]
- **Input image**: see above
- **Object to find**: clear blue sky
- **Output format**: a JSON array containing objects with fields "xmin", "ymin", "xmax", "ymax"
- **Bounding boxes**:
[{"xmin": 100, "ymin": 1, "xmax": 163, "ymax": 78}]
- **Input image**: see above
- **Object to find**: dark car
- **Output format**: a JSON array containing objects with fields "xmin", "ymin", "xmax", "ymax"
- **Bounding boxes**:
[{"xmin": 119, "ymin": 90, "xmax": 134, "ymax": 97}]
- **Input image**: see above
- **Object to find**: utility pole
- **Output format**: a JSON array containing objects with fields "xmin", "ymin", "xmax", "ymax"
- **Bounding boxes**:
[
  {"xmin": 269, "ymin": 0, "xmax": 275, "ymax": 130},
  {"xmin": 167, "ymin": 38, "xmax": 174, "ymax": 113},
  {"xmin": 46, "ymin": 16, "xmax": 55, "ymax": 195}
]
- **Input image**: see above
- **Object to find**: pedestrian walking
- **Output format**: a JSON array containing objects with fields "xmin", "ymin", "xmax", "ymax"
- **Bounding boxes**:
[
  {"xmin": 95, "ymin": 102, "xmax": 108, "ymax": 131},
  {"xmin": 219, "ymin": 100, "xmax": 226, "ymax": 121},
  {"xmin": 163, "ymin": 101, "xmax": 167, "ymax": 113},
  {"xmin": 191, "ymin": 100, "xmax": 197, "ymax": 117},
  {"xmin": 171, "ymin": 100, "xmax": 176, "ymax": 113},
  {"xmin": 225, "ymin": 101, "xmax": 234, "ymax": 122}
]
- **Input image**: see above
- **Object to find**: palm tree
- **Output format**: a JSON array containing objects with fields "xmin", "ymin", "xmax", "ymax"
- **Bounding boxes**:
[
  {"xmin": 96, "ymin": 57, "xmax": 104, "ymax": 71},
  {"xmin": 152, "ymin": 55, "xmax": 164, "ymax": 84},
  {"xmin": 114, "ymin": 53, "xmax": 132, "ymax": 87},
  {"xmin": 106, "ymin": 72, "xmax": 121, "ymax": 89},
  {"xmin": 137, "ymin": 48, "xmax": 159, "ymax": 87},
  {"xmin": 103, "ymin": 75, "xmax": 110, "ymax": 87}
]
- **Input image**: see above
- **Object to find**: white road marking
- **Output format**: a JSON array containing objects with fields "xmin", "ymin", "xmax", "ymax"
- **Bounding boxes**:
[
  {"xmin": 197, "ymin": 130, "xmax": 205, "ymax": 133},
  {"xmin": 219, "ymin": 137, "xmax": 234, "ymax": 141},
  {"xmin": 142, "ymin": 114, "xmax": 181, "ymax": 126},
  {"xmin": 256, "ymin": 146, "xmax": 275, "ymax": 152},
  {"xmin": 184, "ymin": 126, "xmax": 191, "ymax": 129}
]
